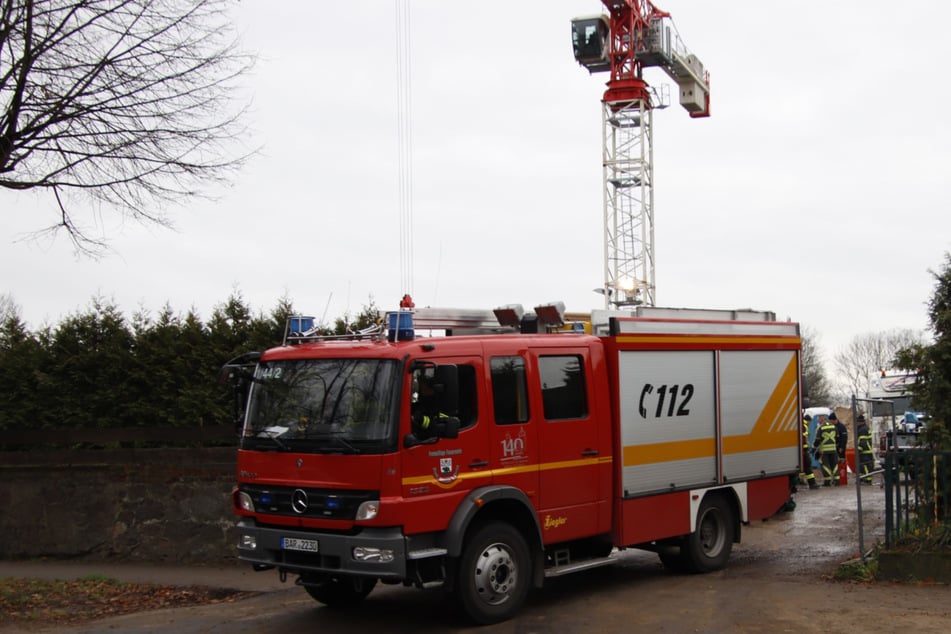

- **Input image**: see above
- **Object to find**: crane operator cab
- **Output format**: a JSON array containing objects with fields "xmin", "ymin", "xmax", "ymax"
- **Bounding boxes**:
[{"xmin": 571, "ymin": 15, "xmax": 610, "ymax": 73}]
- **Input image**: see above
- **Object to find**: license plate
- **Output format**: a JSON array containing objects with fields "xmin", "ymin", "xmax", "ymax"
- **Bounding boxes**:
[{"xmin": 281, "ymin": 537, "xmax": 319, "ymax": 552}]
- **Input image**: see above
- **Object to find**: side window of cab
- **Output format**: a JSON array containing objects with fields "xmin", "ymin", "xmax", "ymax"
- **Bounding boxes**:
[
  {"xmin": 538, "ymin": 354, "xmax": 588, "ymax": 421},
  {"xmin": 411, "ymin": 362, "xmax": 479, "ymax": 431},
  {"xmin": 455, "ymin": 363, "xmax": 478, "ymax": 429},
  {"xmin": 490, "ymin": 355, "xmax": 529, "ymax": 425}
]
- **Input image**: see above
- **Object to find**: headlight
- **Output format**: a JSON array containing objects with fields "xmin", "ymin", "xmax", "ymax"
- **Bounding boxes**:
[
  {"xmin": 353, "ymin": 546, "xmax": 394, "ymax": 563},
  {"xmin": 239, "ymin": 534, "xmax": 257, "ymax": 550},
  {"xmin": 237, "ymin": 491, "xmax": 255, "ymax": 512},
  {"xmin": 355, "ymin": 500, "xmax": 380, "ymax": 520}
]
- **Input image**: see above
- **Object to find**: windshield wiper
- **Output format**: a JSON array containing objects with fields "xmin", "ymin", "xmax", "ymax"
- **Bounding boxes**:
[
  {"xmin": 302, "ymin": 430, "xmax": 360, "ymax": 454},
  {"xmin": 329, "ymin": 432, "xmax": 358, "ymax": 453},
  {"xmin": 256, "ymin": 427, "xmax": 290, "ymax": 451}
]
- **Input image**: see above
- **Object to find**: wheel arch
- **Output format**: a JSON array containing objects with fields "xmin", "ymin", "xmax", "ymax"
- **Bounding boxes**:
[
  {"xmin": 444, "ymin": 485, "xmax": 544, "ymax": 585},
  {"xmin": 691, "ymin": 485, "xmax": 743, "ymax": 544}
]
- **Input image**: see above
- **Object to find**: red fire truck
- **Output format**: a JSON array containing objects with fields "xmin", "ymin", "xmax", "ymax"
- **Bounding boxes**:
[{"xmin": 224, "ymin": 300, "xmax": 802, "ymax": 624}]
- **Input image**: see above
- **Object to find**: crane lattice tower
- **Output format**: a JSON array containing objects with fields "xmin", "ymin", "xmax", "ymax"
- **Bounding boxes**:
[{"xmin": 572, "ymin": 1, "xmax": 710, "ymax": 308}]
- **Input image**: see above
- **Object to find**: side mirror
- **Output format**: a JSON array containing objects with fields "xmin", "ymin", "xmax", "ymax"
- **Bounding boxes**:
[
  {"xmin": 402, "ymin": 416, "xmax": 459, "ymax": 448},
  {"xmin": 219, "ymin": 351, "xmax": 262, "ymax": 384},
  {"xmin": 219, "ymin": 352, "xmax": 261, "ymax": 435},
  {"xmin": 435, "ymin": 416, "xmax": 460, "ymax": 440}
]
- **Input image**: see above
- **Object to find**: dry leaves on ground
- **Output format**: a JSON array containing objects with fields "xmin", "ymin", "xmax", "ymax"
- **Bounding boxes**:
[{"xmin": 0, "ymin": 576, "xmax": 252, "ymax": 628}]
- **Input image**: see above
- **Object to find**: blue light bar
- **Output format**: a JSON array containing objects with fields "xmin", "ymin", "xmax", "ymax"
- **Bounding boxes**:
[{"xmin": 387, "ymin": 311, "xmax": 414, "ymax": 342}]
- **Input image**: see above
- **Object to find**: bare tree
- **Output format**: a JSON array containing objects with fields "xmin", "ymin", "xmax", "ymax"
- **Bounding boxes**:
[
  {"xmin": 0, "ymin": 0, "xmax": 253, "ymax": 253},
  {"xmin": 0, "ymin": 292, "xmax": 16, "ymax": 320},
  {"xmin": 800, "ymin": 325, "xmax": 833, "ymax": 407},
  {"xmin": 834, "ymin": 328, "xmax": 926, "ymax": 397}
]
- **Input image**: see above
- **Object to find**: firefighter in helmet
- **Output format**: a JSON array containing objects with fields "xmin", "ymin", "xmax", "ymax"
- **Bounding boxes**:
[
  {"xmin": 411, "ymin": 373, "xmax": 447, "ymax": 438},
  {"xmin": 813, "ymin": 415, "xmax": 839, "ymax": 486},
  {"xmin": 800, "ymin": 414, "xmax": 819, "ymax": 490},
  {"xmin": 832, "ymin": 412, "xmax": 848, "ymax": 484}
]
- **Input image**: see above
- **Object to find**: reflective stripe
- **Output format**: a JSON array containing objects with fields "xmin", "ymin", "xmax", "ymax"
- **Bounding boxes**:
[{"xmin": 817, "ymin": 423, "xmax": 837, "ymax": 452}]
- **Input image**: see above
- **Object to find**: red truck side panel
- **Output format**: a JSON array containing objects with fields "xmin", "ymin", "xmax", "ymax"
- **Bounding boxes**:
[
  {"xmin": 745, "ymin": 477, "xmax": 793, "ymax": 521},
  {"xmin": 618, "ymin": 491, "xmax": 692, "ymax": 544}
]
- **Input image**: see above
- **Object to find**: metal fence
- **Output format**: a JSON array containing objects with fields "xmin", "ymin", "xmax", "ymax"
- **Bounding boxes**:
[{"xmin": 884, "ymin": 449, "xmax": 951, "ymax": 547}]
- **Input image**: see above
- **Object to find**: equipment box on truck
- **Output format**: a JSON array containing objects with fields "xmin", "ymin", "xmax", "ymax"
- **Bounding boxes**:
[{"xmin": 224, "ymin": 300, "xmax": 802, "ymax": 624}]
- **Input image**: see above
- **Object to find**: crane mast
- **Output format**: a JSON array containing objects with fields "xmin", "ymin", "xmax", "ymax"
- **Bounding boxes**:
[{"xmin": 572, "ymin": 1, "xmax": 709, "ymax": 308}]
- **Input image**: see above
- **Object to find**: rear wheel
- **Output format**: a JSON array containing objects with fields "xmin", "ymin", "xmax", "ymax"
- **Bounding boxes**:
[
  {"xmin": 301, "ymin": 575, "xmax": 377, "ymax": 606},
  {"xmin": 683, "ymin": 495, "xmax": 734, "ymax": 572},
  {"xmin": 456, "ymin": 521, "xmax": 531, "ymax": 625}
]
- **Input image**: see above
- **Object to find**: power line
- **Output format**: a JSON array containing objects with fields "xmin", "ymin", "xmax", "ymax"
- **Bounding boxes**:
[{"xmin": 395, "ymin": 0, "xmax": 414, "ymax": 298}]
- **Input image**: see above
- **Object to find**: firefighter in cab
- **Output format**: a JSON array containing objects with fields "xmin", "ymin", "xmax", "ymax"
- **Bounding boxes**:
[{"xmin": 411, "ymin": 372, "xmax": 453, "ymax": 439}]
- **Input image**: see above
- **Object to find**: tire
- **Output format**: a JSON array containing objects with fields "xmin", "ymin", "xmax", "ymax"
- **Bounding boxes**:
[
  {"xmin": 683, "ymin": 494, "xmax": 734, "ymax": 573},
  {"xmin": 456, "ymin": 521, "xmax": 531, "ymax": 625},
  {"xmin": 301, "ymin": 575, "xmax": 377, "ymax": 607}
]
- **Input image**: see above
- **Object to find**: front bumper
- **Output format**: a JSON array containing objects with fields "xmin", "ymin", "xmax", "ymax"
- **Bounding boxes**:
[{"xmin": 235, "ymin": 518, "xmax": 408, "ymax": 580}]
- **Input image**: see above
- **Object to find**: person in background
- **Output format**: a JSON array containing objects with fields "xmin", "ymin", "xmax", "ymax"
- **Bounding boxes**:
[
  {"xmin": 832, "ymin": 412, "xmax": 848, "ymax": 485},
  {"xmin": 801, "ymin": 414, "xmax": 819, "ymax": 490},
  {"xmin": 856, "ymin": 414, "xmax": 875, "ymax": 484},
  {"xmin": 813, "ymin": 415, "xmax": 839, "ymax": 486}
]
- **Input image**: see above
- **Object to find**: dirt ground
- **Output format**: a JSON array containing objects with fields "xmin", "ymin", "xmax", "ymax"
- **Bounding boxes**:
[{"xmin": 3, "ymin": 476, "xmax": 949, "ymax": 633}]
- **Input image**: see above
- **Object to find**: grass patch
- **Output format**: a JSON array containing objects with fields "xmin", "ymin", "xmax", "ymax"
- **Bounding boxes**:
[{"xmin": 833, "ymin": 556, "xmax": 878, "ymax": 582}]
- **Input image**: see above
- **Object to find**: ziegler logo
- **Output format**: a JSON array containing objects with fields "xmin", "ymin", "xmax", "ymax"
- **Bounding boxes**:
[{"xmin": 543, "ymin": 515, "xmax": 567, "ymax": 530}]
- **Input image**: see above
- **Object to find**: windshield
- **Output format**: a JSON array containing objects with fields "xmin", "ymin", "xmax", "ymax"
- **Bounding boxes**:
[{"xmin": 241, "ymin": 358, "xmax": 400, "ymax": 453}]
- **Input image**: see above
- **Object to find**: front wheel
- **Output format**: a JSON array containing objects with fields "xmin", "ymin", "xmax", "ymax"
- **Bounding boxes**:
[
  {"xmin": 301, "ymin": 574, "xmax": 377, "ymax": 606},
  {"xmin": 456, "ymin": 521, "xmax": 531, "ymax": 625},
  {"xmin": 683, "ymin": 495, "xmax": 734, "ymax": 573}
]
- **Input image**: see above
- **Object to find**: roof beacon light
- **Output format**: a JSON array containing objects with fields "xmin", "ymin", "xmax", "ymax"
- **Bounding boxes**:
[
  {"xmin": 493, "ymin": 304, "xmax": 525, "ymax": 329},
  {"xmin": 288, "ymin": 315, "xmax": 316, "ymax": 336},
  {"xmin": 387, "ymin": 310, "xmax": 415, "ymax": 342},
  {"xmin": 534, "ymin": 301, "xmax": 566, "ymax": 329}
]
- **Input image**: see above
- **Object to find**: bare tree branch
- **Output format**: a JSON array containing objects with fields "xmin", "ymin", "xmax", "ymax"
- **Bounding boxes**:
[
  {"xmin": 1, "ymin": 0, "xmax": 254, "ymax": 253},
  {"xmin": 833, "ymin": 329, "xmax": 927, "ymax": 397}
]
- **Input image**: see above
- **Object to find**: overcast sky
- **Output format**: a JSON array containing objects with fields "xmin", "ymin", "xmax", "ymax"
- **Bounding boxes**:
[{"xmin": 3, "ymin": 1, "xmax": 948, "ymax": 378}]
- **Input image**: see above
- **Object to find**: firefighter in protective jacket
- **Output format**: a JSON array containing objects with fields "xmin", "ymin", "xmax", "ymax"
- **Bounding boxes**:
[
  {"xmin": 800, "ymin": 415, "xmax": 819, "ymax": 489},
  {"xmin": 813, "ymin": 416, "xmax": 839, "ymax": 486},
  {"xmin": 856, "ymin": 415, "xmax": 874, "ymax": 484}
]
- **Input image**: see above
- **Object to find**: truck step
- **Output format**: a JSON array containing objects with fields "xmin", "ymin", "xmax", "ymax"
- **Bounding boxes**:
[
  {"xmin": 420, "ymin": 579, "xmax": 445, "ymax": 589},
  {"xmin": 544, "ymin": 554, "xmax": 618, "ymax": 578}
]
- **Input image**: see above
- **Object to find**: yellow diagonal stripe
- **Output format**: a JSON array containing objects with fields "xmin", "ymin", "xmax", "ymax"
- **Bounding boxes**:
[{"xmin": 722, "ymin": 353, "xmax": 800, "ymax": 454}]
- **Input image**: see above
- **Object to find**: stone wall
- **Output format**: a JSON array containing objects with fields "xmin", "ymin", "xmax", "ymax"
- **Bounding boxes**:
[{"xmin": 0, "ymin": 448, "xmax": 237, "ymax": 563}]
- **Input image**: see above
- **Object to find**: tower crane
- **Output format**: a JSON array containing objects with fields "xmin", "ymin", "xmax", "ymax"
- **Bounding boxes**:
[{"xmin": 571, "ymin": 1, "xmax": 709, "ymax": 308}]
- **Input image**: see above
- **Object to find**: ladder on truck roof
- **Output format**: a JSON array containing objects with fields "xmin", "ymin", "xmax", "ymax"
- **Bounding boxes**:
[
  {"xmin": 413, "ymin": 307, "xmax": 517, "ymax": 335},
  {"xmin": 282, "ymin": 306, "xmax": 524, "ymax": 345},
  {"xmin": 414, "ymin": 302, "xmax": 588, "ymax": 336},
  {"xmin": 284, "ymin": 303, "xmax": 780, "ymax": 344}
]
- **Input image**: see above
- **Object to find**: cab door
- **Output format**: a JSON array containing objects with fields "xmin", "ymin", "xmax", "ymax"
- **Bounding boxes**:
[
  {"xmin": 399, "ymin": 356, "xmax": 491, "ymax": 534},
  {"xmin": 529, "ymin": 346, "xmax": 603, "ymax": 541},
  {"xmin": 484, "ymin": 343, "xmax": 540, "ymax": 517}
]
